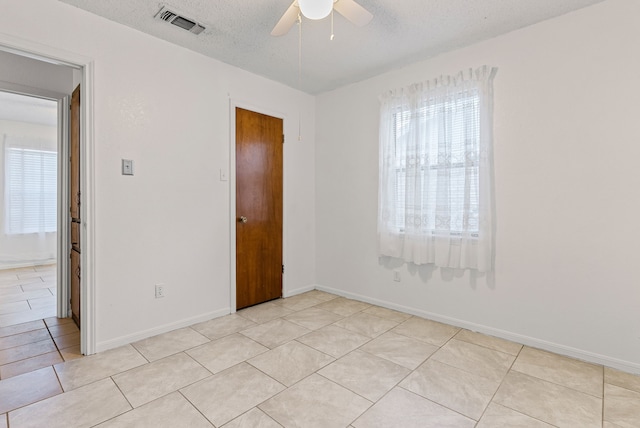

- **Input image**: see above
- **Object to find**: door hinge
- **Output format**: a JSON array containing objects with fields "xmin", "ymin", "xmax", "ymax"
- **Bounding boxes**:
[
  {"xmin": 282, "ymin": 264, "xmax": 285, "ymax": 274},
  {"xmin": 282, "ymin": 134, "xmax": 285, "ymax": 144}
]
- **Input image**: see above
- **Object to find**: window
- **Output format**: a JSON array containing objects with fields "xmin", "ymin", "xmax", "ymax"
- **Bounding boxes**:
[
  {"xmin": 5, "ymin": 144, "xmax": 58, "ymax": 234},
  {"xmin": 393, "ymin": 94, "xmax": 480, "ymax": 235},
  {"xmin": 378, "ymin": 66, "xmax": 496, "ymax": 271}
]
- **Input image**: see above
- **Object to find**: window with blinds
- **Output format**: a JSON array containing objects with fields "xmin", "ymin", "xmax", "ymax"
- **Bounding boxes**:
[
  {"xmin": 5, "ymin": 146, "xmax": 58, "ymax": 234},
  {"xmin": 393, "ymin": 91, "xmax": 480, "ymax": 236}
]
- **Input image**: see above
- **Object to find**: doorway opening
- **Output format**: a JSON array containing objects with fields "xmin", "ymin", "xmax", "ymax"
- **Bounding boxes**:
[
  {"xmin": 0, "ymin": 89, "xmax": 84, "ymax": 370},
  {"xmin": 0, "ymin": 40, "xmax": 95, "ymax": 356},
  {"xmin": 0, "ymin": 90, "xmax": 59, "ymax": 324}
]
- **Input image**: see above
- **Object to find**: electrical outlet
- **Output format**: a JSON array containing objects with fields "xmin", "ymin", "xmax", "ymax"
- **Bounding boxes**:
[
  {"xmin": 393, "ymin": 271, "xmax": 401, "ymax": 282},
  {"xmin": 122, "ymin": 159, "xmax": 134, "ymax": 175},
  {"xmin": 155, "ymin": 284, "xmax": 165, "ymax": 298}
]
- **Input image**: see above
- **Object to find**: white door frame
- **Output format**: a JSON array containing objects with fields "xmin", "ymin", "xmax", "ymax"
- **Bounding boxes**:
[
  {"xmin": 58, "ymin": 94, "xmax": 70, "ymax": 320},
  {"xmin": 0, "ymin": 34, "xmax": 97, "ymax": 355}
]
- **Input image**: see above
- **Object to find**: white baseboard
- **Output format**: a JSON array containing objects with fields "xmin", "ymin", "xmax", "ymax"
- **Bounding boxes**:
[
  {"xmin": 284, "ymin": 284, "xmax": 316, "ymax": 298},
  {"xmin": 315, "ymin": 284, "xmax": 640, "ymax": 375},
  {"xmin": 95, "ymin": 307, "xmax": 230, "ymax": 353},
  {"xmin": 0, "ymin": 260, "xmax": 56, "ymax": 270},
  {"xmin": 97, "ymin": 284, "xmax": 317, "ymax": 352}
]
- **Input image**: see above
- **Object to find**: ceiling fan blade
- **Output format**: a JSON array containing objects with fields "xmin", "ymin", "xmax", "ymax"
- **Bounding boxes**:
[
  {"xmin": 334, "ymin": 0, "xmax": 373, "ymax": 27},
  {"xmin": 271, "ymin": 1, "xmax": 299, "ymax": 36}
]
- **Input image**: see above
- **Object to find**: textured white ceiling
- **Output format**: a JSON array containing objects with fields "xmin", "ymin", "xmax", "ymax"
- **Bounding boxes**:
[{"xmin": 58, "ymin": 0, "xmax": 604, "ymax": 94}]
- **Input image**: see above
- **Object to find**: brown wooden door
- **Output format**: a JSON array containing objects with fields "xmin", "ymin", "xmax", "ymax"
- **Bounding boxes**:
[
  {"xmin": 235, "ymin": 108, "xmax": 283, "ymax": 309},
  {"xmin": 70, "ymin": 85, "xmax": 80, "ymax": 220},
  {"xmin": 70, "ymin": 249, "xmax": 80, "ymax": 326},
  {"xmin": 70, "ymin": 85, "xmax": 81, "ymax": 328}
]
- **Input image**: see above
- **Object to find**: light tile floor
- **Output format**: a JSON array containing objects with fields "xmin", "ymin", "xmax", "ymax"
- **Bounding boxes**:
[
  {"xmin": 0, "ymin": 316, "xmax": 82, "ymax": 378},
  {"xmin": 0, "ymin": 290, "xmax": 639, "ymax": 427},
  {"xmin": 0, "ymin": 265, "xmax": 57, "ymax": 328},
  {"xmin": 0, "ymin": 264, "xmax": 82, "ymax": 379}
]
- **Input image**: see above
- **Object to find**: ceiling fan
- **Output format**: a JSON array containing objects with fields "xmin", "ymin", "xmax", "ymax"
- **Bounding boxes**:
[{"xmin": 271, "ymin": 0, "xmax": 373, "ymax": 36}]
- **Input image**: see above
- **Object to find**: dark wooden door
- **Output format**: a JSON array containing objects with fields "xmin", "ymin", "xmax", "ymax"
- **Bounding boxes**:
[
  {"xmin": 70, "ymin": 249, "xmax": 80, "ymax": 326},
  {"xmin": 235, "ymin": 108, "xmax": 283, "ymax": 309},
  {"xmin": 70, "ymin": 85, "xmax": 81, "ymax": 328}
]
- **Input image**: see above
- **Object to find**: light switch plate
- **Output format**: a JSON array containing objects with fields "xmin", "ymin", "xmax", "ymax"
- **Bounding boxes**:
[{"xmin": 122, "ymin": 159, "xmax": 134, "ymax": 175}]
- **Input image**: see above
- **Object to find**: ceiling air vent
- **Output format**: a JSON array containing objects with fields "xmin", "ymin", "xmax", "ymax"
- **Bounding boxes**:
[{"xmin": 155, "ymin": 5, "xmax": 205, "ymax": 35}]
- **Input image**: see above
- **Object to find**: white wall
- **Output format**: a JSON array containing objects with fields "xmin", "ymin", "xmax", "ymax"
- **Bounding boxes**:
[
  {"xmin": 0, "ymin": 0, "xmax": 316, "ymax": 351},
  {"xmin": 316, "ymin": 0, "xmax": 640, "ymax": 373}
]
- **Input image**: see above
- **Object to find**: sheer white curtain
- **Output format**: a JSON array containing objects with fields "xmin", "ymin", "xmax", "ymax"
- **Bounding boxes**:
[{"xmin": 378, "ymin": 66, "xmax": 496, "ymax": 272}]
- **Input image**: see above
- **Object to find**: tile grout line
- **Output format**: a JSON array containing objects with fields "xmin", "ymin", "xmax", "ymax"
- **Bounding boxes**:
[
  {"xmin": 397, "ymin": 383, "xmax": 481, "ymax": 423},
  {"xmin": 110, "ymin": 375, "xmax": 135, "ymax": 411},
  {"xmin": 177, "ymin": 389, "xmax": 217, "ymax": 427},
  {"xmin": 44, "ymin": 318, "xmax": 64, "ymax": 357},
  {"xmin": 128, "ymin": 342, "xmax": 152, "ymax": 364},
  {"xmin": 475, "ymin": 341, "xmax": 526, "ymax": 425}
]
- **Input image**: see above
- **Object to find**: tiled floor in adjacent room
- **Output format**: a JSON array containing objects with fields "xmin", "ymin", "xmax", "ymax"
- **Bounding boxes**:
[
  {"xmin": 0, "ymin": 264, "xmax": 83, "ymax": 392},
  {"xmin": 0, "ymin": 265, "xmax": 58, "ymax": 328},
  {"xmin": 1, "ymin": 290, "xmax": 639, "ymax": 427}
]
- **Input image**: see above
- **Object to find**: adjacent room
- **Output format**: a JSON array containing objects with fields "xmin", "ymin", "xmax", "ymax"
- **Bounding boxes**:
[
  {"xmin": 0, "ymin": 0, "xmax": 639, "ymax": 426},
  {"xmin": 0, "ymin": 91, "xmax": 59, "ymax": 323}
]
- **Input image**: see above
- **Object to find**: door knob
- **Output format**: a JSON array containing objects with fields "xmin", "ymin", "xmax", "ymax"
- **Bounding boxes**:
[{"xmin": 239, "ymin": 216, "xmax": 248, "ymax": 223}]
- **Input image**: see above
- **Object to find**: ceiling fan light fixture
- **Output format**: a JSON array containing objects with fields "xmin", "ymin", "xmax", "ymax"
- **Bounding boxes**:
[{"xmin": 298, "ymin": 0, "xmax": 333, "ymax": 20}]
